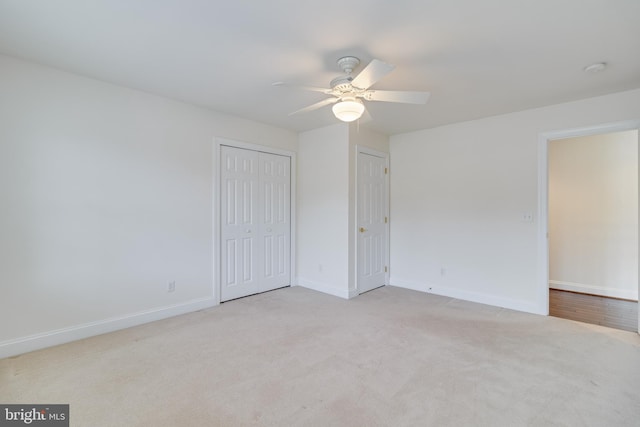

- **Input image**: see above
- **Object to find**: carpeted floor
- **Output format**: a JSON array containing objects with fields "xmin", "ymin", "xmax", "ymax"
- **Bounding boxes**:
[{"xmin": 1, "ymin": 286, "xmax": 639, "ymax": 426}]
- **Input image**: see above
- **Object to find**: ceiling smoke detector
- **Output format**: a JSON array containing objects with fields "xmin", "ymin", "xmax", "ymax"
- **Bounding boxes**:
[{"xmin": 583, "ymin": 62, "xmax": 607, "ymax": 73}]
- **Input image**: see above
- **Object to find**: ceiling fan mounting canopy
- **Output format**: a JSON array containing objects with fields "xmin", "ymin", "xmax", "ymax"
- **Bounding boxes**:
[
  {"xmin": 274, "ymin": 56, "xmax": 430, "ymax": 122},
  {"xmin": 336, "ymin": 56, "xmax": 360, "ymax": 74}
]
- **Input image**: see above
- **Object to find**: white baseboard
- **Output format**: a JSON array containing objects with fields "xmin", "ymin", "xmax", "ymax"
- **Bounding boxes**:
[
  {"xmin": 549, "ymin": 280, "xmax": 638, "ymax": 301},
  {"xmin": 389, "ymin": 278, "xmax": 543, "ymax": 315},
  {"xmin": 388, "ymin": 278, "xmax": 428, "ymax": 293},
  {"xmin": 0, "ymin": 297, "xmax": 217, "ymax": 359},
  {"xmin": 296, "ymin": 278, "xmax": 356, "ymax": 299}
]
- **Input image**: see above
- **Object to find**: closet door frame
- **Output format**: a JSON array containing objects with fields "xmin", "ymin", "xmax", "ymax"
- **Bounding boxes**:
[{"xmin": 213, "ymin": 137, "xmax": 296, "ymax": 304}]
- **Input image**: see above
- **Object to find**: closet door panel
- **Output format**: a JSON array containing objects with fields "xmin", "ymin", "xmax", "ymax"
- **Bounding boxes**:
[
  {"xmin": 258, "ymin": 152, "xmax": 291, "ymax": 292},
  {"xmin": 220, "ymin": 146, "xmax": 260, "ymax": 301}
]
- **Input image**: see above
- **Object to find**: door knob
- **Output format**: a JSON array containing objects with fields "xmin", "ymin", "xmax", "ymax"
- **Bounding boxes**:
[{"xmin": 359, "ymin": 227, "xmax": 367, "ymax": 233}]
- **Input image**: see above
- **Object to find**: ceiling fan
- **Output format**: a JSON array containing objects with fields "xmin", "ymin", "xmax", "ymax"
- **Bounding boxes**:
[{"xmin": 273, "ymin": 56, "xmax": 430, "ymax": 123}]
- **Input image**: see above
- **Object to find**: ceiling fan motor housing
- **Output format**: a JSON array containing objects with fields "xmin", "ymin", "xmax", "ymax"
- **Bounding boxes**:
[{"xmin": 330, "ymin": 75, "xmax": 355, "ymax": 92}]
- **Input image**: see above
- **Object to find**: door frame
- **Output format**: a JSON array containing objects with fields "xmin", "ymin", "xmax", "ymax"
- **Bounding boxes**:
[
  {"xmin": 537, "ymin": 120, "xmax": 640, "ymax": 329},
  {"xmin": 355, "ymin": 145, "xmax": 390, "ymax": 294},
  {"xmin": 213, "ymin": 137, "xmax": 296, "ymax": 304}
]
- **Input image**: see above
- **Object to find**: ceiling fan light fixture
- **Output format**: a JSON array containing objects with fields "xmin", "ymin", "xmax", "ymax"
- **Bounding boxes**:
[{"xmin": 332, "ymin": 99, "xmax": 365, "ymax": 122}]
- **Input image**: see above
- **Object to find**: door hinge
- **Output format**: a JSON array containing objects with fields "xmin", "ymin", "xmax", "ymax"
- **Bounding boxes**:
[
  {"xmin": 384, "ymin": 167, "xmax": 388, "ymax": 174},
  {"xmin": 384, "ymin": 266, "xmax": 388, "ymax": 273},
  {"xmin": 385, "ymin": 216, "xmax": 388, "ymax": 223}
]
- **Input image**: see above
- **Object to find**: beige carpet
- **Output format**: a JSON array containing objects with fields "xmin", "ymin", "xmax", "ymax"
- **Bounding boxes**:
[{"xmin": 1, "ymin": 286, "xmax": 639, "ymax": 426}]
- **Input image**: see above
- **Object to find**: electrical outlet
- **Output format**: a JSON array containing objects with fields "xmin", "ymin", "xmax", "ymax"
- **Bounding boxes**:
[
  {"xmin": 168, "ymin": 281, "xmax": 176, "ymax": 292},
  {"xmin": 521, "ymin": 212, "xmax": 534, "ymax": 222},
  {"xmin": 440, "ymin": 267, "xmax": 446, "ymax": 276}
]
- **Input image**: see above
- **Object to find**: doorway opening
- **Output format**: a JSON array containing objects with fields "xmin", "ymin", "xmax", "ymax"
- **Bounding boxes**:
[{"xmin": 539, "ymin": 121, "xmax": 640, "ymax": 332}]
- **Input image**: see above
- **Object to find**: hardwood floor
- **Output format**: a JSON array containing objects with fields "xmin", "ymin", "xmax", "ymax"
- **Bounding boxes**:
[{"xmin": 549, "ymin": 289, "xmax": 638, "ymax": 332}]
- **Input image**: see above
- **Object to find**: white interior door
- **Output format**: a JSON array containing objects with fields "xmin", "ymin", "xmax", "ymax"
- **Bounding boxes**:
[
  {"xmin": 221, "ymin": 146, "xmax": 259, "ymax": 301},
  {"xmin": 259, "ymin": 152, "xmax": 291, "ymax": 292},
  {"xmin": 357, "ymin": 151, "xmax": 387, "ymax": 294},
  {"xmin": 220, "ymin": 145, "xmax": 291, "ymax": 302}
]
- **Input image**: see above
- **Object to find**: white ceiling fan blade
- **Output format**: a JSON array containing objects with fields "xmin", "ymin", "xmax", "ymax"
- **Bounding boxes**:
[
  {"xmin": 351, "ymin": 59, "xmax": 395, "ymax": 90},
  {"xmin": 363, "ymin": 90, "xmax": 430, "ymax": 104},
  {"xmin": 273, "ymin": 81, "xmax": 332, "ymax": 94},
  {"xmin": 288, "ymin": 97, "xmax": 338, "ymax": 115}
]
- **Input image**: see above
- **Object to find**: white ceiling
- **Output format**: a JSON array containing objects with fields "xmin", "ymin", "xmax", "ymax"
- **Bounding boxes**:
[{"xmin": 1, "ymin": 0, "xmax": 639, "ymax": 135}]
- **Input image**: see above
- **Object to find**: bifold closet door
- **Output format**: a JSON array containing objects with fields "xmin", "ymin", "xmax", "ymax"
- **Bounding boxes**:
[
  {"xmin": 221, "ymin": 146, "xmax": 260, "ymax": 301},
  {"xmin": 220, "ymin": 146, "xmax": 291, "ymax": 302},
  {"xmin": 259, "ymin": 152, "xmax": 291, "ymax": 293}
]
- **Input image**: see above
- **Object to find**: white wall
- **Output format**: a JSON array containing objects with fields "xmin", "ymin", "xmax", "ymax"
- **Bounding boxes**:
[
  {"xmin": 296, "ymin": 124, "xmax": 389, "ymax": 298},
  {"xmin": 549, "ymin": 130, "xmax": 638, "ymax": 300},
  {"xmin": 349, "ymin": 125, "xmax": 390, "ymax": 154},
  {"xmin": 297, "ymin": 124, "xmax": 351, "ymax": 297},
  {"xmin": 0, "ymin": 55, "xmax": 297, "ymax": 357},
  {"xmin": 390, "ymin": 89, "xmax": 640, "ymax": 314}
]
